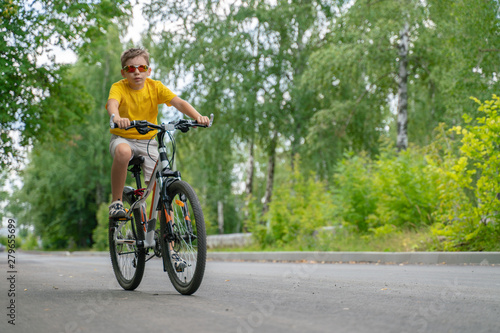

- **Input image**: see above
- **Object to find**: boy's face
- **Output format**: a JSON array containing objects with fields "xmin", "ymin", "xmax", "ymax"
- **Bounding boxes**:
[{"xmin": 121, "ymin": 55, "xmax": 151, "ymax": 90}]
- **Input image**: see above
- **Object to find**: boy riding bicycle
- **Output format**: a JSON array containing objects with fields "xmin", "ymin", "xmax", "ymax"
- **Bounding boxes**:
[{"xmin": 106, "ymin": 48, "xmax": 210, "ymax": 218}]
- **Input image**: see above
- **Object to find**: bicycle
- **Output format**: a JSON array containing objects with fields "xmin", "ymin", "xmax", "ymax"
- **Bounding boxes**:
[{"xmin": 108, "ymin": 114, "xmax": 213, "ymax": 295}]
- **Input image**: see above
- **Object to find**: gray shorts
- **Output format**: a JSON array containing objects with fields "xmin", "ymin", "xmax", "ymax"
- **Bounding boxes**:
[{"xmin": 109, "ymin": 135, "xmax": 159, "ymax": 182}]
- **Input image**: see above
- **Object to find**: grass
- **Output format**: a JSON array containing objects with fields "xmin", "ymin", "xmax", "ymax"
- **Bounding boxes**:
[{"xmin": 208, "ymin": 227, "xmax": 441, "ymax": 252}]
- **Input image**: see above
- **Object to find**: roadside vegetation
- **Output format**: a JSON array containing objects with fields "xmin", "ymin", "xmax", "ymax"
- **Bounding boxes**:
[
  {"xmin": 246, "ymin": 96, "xmax": 500, "ymax": 252},
  {"xmin": 2, "ymin": 0, "xmax": 499, "ymax": 252}
]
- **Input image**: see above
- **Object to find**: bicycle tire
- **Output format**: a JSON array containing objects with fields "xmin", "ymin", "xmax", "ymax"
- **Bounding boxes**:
[
  {"xmin": 159, "ymin": 180, "xmax": 206, "ymax": 295},
  {"xmin": 109, "ymin": 190, "xmax": 146, "ymax": 290}
]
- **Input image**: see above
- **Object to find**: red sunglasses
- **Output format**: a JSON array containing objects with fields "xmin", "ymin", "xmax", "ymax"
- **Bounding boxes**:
[{"xmin": 122, "ymin": 65, "xmax": 149, "ymax": 73}]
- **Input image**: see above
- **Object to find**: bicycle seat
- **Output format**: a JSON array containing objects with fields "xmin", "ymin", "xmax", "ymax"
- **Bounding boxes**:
[{"xmin": 128, "ymin": 156, "xmax": 145, "ymax": 166}]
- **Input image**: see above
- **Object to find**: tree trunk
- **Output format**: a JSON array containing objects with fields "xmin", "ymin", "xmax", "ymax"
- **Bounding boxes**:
[
  {"xmin": 217, "ymin": 200, "xmax": 224, "ymax": 234},
  {"xmin": 217, "ymin": 163, "xmax": 224, "ymax": 234},
  {"xmin": 262, "ymin": 132, "xmax": 277, "ymax": 216},
  {"xmin": 245, "ymin": 140, "xmax": 254, "ymax": 197},
  {"xmin": 290, "ymin": 124, "xmax": 301, "ymax": 171},
  {"xmin": 397, "ymin": 22, "xmax": 410, "ymax": 151},
  {"xmin": 242, "ymin": 140, "xmax": 255, "ymax": 232}
]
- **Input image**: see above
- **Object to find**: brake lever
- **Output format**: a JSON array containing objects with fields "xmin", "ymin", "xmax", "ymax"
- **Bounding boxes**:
[
  {"xmin": 110, "ymin": 114, "xmax": 118, "ymax": 129},
  {"xmin": 208, "ymin": 113, "xmax": 214, "ymax": 128}
]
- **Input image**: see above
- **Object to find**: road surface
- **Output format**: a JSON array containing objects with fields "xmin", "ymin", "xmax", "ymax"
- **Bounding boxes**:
[{"xmin": 1, "ymin": 252, "xmax": 499, "ymax": 333}]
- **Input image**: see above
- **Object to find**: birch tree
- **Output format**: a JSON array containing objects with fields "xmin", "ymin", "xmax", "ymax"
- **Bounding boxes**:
[
  {"xmin": 304, "ymin": 0, "xmax": 499, "ymax": 168},
  {"xmin": 144, "ymin": 0, "xmax": 338, "ymax": 223},
  {"xmin": 396, "ymin": 21, "xmax": 410, "ymax": 151}
]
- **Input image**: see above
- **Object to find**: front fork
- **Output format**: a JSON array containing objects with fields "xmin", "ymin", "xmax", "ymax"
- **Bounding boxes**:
[{"xmin": 160, "ymin": 192, "xmax": 193, "ymax": 272}]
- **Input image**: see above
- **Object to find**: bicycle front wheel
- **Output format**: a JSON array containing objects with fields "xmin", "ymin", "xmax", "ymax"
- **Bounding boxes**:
[
  {"xmin": 109, "ymin": 192, "xmax": 146, "ymax": 290},
  {"xmin": 159, "ymin": 180, "xmax": 206, "ymax": 295}
]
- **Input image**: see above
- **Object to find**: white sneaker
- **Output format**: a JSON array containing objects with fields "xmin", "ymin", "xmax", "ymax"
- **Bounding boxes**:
[
  {"xmin": 172, "ymin": 252, "xmax": 187, "ymax": 272},
  {"xmin": 109, "ymin": 201, "xmax": 126, "ymax": 218}
]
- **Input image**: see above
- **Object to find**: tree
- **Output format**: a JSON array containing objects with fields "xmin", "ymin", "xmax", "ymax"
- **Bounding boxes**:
[
  {"xmin": 8, "ymin": 24, "xmax": 126, "ymax": 248},
  {"xmin": 144, "ymin": 0, "xmax": 346, "ymax": 222},
  {"xmin": 0, "ymin": 0, "xmax": 131, "ymax": 168},
  {"xmin": 143, "ymin": 0, "xmax": 257, "ymax": 232},
  {"xmin": 397, "ymin": 21, "xmax": 410, "ymax": 151},
  {"xmin": 303, "ymin": 0, "xmax": 499, "ymax": 166},
  {"xmin": 431, "ymin": 95, "xmax": 500, "ymax": 251}
]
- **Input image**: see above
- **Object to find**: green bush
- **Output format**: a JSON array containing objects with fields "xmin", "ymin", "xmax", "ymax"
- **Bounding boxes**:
[
  {"xmin": 332, "ymin": 146, "xmax": 440, "ymax": 234},
  {"xmin": 241, "ymin": 97, "xmax": 500, "ymax": 252},
  {"xmin": 430, "ymin": 95, "xmax": 500, "ymax": 251},
  {"xmin": 371, "ymin": 147, "xmax": 440, "ymax": 229},
  {"xmin": 20, "ymin": 233, "xmax": 40, "ymax": 250},
  {"xmin": 92, "ymin": 203, "xmax": 109, "ymax": 251},
  {"xmin": 252, "ymin": 163, "xmax": 336, "ymax": 247},
  {"xmin": 332, "ymin": 152, "xmax": 377, "ymax": 233}
]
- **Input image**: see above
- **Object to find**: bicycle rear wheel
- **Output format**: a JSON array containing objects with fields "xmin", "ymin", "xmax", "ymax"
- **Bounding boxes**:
[
  {"xmin": 159, "ymin": 180, "xmax": 206, "ymax": 295},
  {"xmin": 109, "ymin": 190, "xmax": 146, "ymax": 290}
]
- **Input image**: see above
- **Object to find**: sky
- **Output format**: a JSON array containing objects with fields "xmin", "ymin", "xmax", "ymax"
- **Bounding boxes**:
[{"xmin": 125, "ymin": 0, "xmax": 147, "ymax": 44}]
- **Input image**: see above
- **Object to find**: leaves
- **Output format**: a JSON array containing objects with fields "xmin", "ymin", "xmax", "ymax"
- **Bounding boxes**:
[
  {"xmin": 431, "ymin": 95, "xmax": 500, "ymax": 251},
  {"xmin": 0, "ymin": 0, "xmax": 131, "ymax": 169},
  {"xmin": 7, "ymin": 23, "xmax": 125, "ymax": 249}
]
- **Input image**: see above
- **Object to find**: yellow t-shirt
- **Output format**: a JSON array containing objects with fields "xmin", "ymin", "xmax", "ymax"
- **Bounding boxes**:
[{"xmin": 107, "ymin": 78, "xmax": 177, "ymax": 139}]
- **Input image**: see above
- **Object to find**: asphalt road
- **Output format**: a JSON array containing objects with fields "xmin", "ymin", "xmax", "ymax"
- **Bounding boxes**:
[{"xmin": 1, "ymin": 253, "xmax": 499, "ymax": 333}]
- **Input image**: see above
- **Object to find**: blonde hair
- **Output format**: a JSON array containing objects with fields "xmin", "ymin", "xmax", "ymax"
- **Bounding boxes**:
[{"xmin": 120, "ymin": 48, "xmax": 150, "ymax": 68}]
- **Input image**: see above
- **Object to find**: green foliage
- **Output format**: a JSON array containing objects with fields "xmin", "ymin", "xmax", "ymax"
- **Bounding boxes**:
[
  {"xmin": 242, "ymin": 194, "xmax": 263, "ymax": 234},
  {"xmin": 0, "ymin": 0, "xmax": 131, "ymax": 168},
  {"xmin": 0, "ymin": 172, "xmax": 7, "ymax": 223},
  {"xmin": 302, "ymin": 0, "xmax": 500, "ymax": 173},
  {"xmin": 332, "ymin": 152, "xmax": 378, "ymax": 233},
  {"xmin": 251, "ymin": 162, "xmax": 335, "ymax": 247},
  {"xmin": 430, "ymin": 96, "xmax": 500, "ymax": 251},
  {"xmin": 331, "ymin": 146, "xmax": 440, "ymax": 234},
  {"xmin": 371, "ymin": 147, "xmax": 440, "ymax": 229},
  {"xmin": 4, "ymin": 0, "xmax": 499, "ymax": 252},
  {"xmin": 313, "ymin": 227, "xmax": 436, "ymax": 252},
  {"xmin": 19, "ymin": 233, "xmax": 40, "ymax": 251},
  {"xmin": 145, "ymin": 0, "xmax": 343, "ymax": 222},
  {"xmin": 7, "ymin": 24, "xmax": 124, "ymax": 249},
  {"xmin": 92, "ymin": 203, "xmax": 110, "ymax": 251},
  {"xmin": 0, "ymin": 235, "xmax": 7, "ymax": 246}
]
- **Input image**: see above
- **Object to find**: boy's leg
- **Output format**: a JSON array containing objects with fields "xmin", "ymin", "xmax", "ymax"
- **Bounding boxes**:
[
  {"xmin": 111, "ymin": 143, "xmax": 132, "ymax": 202},
  {"xmin": 137, "ymin": 139, "xmax": 158, "ymax": 184}
]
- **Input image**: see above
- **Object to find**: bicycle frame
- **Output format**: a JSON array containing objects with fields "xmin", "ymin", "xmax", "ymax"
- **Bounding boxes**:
[
  {"xmin": 113, "ymin": 132, "xmax": 177, "ymax": 250},
  {"xmin": 110, "ymin": 114, "xmax": 213, "ymax": 252}
]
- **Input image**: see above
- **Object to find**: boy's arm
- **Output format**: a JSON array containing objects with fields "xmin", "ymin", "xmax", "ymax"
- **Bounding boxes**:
[
  {"xmin": 170, "ymin": 96, "xmax": 210, "ymax": 126},
  {"xmin": 107, "ymin": 99, "xmax": 130, "ymax": 129}
]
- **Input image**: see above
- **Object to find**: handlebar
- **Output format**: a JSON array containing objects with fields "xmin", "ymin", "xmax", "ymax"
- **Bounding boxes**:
[{"xmin": 110, "ymin": 114, "xmax": 214, "ymax": 134}]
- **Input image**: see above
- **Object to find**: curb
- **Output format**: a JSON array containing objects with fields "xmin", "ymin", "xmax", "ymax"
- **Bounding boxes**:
[
  {"xmin": 18, "ymin": 250, "xmax": 500, "ymax": 265},
  {"xmin": 207, "ymin": 251, "xmax": 500, "ymax": 265},
  {"xmin": 19, "ymin": 250, "xmax": 109, "ymax": 257}
]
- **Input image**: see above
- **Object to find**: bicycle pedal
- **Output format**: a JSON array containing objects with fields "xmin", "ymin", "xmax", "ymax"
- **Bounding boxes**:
[
  {"xmin": 174, "ymin": 261, "xmax": 187, "ymax": 272},
  {"xmin": 108, "ymin": 216, "xmax": 130, "ymax": 220}
]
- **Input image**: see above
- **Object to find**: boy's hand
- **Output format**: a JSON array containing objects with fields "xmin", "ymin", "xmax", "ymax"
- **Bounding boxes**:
[
  {"xmin": 115, "ymin": 115, "xmax": 131, "ymax": 129},
  {"xmin": 195, "ymin": 115, "xmax": 210, "ymax": 126}
]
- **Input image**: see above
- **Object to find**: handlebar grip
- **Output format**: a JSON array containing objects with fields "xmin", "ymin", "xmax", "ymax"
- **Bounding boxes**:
[
  {"xmin": 125, "ymin": 121, "xmax": 138, "ymax": 130},
  {"xmin": 110, "ymin": 114, "xmax": 139, "ymax": 129},
  {"xmin": 191, "ymin": 113, "xmax": 214, "ymax": 128}
]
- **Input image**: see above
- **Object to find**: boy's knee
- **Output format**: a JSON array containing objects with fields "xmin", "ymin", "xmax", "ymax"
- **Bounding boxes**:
[{"xmin": 114, "ymin": 144, "xmax": 132, "ymax": 160}]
